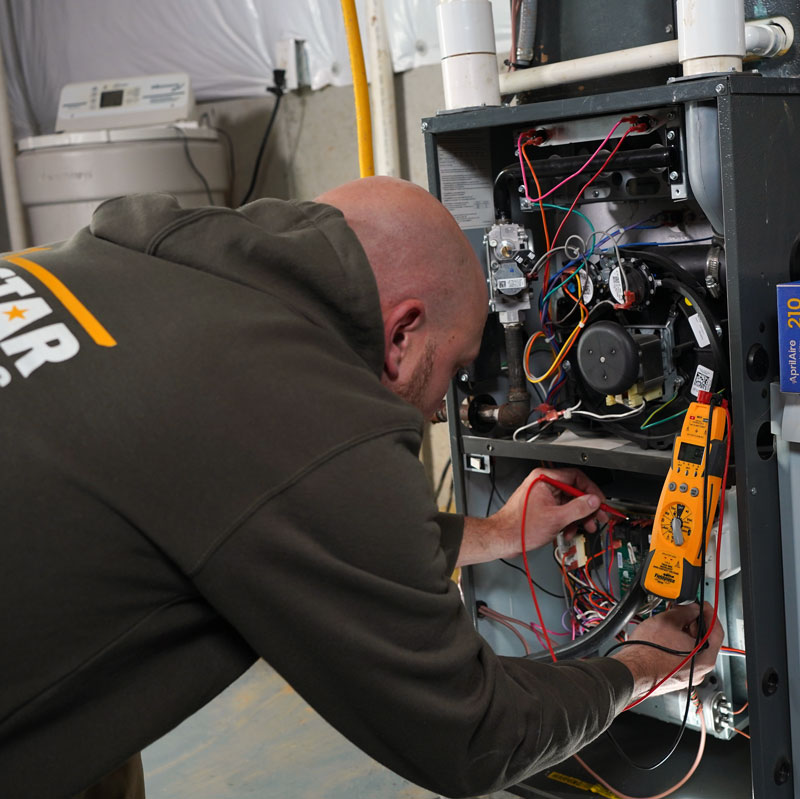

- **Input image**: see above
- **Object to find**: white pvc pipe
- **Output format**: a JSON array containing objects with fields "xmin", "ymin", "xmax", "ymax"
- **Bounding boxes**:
[
  {"xmin": 437, "ymin": 0, "xmax": 500, "ymax": 110},
  {"xmin": 677, "ymin": 0, "xmax": 745, "ymax": 76},
  {"xmin": 498, "ymin": 17, "xmax": 793, "ymax": 96},
  {"xmin": 499, "ymin": 40, "xmax": 679, "ymax": 96},
  {"xmin": 0, "ymin": 39, "xmax": 27, "ymax": 250},
  {"xmin": 366, "ymin": 0, "xmax": 400, "ymax": 177}
]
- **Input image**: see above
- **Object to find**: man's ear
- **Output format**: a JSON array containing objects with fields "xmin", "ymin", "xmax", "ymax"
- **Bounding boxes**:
[{"xmin": 383, "ymin": 299, "xmax": 426, "ymax": 382}]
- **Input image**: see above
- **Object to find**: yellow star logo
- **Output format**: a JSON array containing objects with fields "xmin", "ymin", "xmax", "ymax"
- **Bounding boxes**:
[{"xmin": 4, "ymin": 305, "xmax": 27, "ymax": 321}]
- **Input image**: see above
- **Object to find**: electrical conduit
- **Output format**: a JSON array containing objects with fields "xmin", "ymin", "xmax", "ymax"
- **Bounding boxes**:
[{"xmin": 340, "ymin": 0, "xmax": 374, "ymax": 178}]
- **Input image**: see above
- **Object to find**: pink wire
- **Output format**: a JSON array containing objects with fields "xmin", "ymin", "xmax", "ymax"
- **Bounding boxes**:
[
  {"xmin": 517, "ymin": 118, "xmax": 627, "ymax": 205},
  {"xmin": 574, "ymin": 706, "xmax": 706, "ymax": 799}
]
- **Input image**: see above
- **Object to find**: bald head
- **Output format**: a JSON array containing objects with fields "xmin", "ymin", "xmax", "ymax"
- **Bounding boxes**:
[
  {"xmin": 316, "ymin": 177, "xmax": 487, "ymax": 417},
  {"xmin": 316, "ymin": 177, "xmax": 486, "ymax": 329}
]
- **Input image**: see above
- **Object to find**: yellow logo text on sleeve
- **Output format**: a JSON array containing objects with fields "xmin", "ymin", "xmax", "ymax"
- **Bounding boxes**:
[{"xmin": 0, "ymin": 250, "xmax": 116, "ymax": 387}]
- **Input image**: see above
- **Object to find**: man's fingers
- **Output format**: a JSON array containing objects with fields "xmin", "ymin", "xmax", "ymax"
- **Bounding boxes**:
[
  {"xmin": 548, "ymin": 494, "xmax": 601, "ymax": 532},
  {"xmin": 663, "ymin": 603, "xmax": 703, "ymax": 628}
]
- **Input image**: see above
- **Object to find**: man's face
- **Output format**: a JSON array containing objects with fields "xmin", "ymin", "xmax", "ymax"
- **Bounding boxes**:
[{"xmin": 396, "ymin": 308, "xmax": 485, "ymax": 419}]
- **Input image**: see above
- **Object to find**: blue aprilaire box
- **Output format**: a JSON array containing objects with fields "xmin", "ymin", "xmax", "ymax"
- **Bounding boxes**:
[{"xmin": 778, "ymin": 281, "xmax": 800, "ymax": 392}]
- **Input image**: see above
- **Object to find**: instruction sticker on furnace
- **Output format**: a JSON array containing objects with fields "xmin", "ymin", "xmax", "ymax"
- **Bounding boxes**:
[{"xmin": 436, "ymin": 131, "xmax": 494, "ymax": 230}]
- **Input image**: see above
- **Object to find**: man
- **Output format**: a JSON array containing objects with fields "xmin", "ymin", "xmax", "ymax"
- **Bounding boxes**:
[{"xmin": 0, "ymin": 177, "xmax": 721, "ymax": 798}]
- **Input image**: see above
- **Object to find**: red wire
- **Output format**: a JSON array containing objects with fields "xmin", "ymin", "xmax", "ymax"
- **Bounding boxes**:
[
  {"xmin": 624, "ymin": 403, "xmax": 732, "ymax": 711},
  {"xmin": 521, "ymin": 476, "xmax": 558, "ymax": 661}
]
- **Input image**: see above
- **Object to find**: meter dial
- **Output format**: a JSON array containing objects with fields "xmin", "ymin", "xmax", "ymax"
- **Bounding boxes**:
[{"xmin": 660, "ymin": 502, "xmax": 693, "ymax": 546}]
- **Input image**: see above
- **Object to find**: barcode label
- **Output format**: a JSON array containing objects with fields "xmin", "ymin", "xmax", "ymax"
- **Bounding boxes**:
[
  {"xmin": 691, "ymin": 364, "xmax": 714, "ymax": 396},
  {"xmin": 497, "ymin": 277, "xmax": 526, "ymax": 290}
]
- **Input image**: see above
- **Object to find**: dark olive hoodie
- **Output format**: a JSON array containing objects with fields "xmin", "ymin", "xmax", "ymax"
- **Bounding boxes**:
[{"xmin": 0, "ymin": 194, "xmax": 632, "ymax": 798}]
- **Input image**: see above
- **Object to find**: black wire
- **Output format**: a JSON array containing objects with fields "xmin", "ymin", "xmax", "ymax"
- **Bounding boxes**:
[
  {"xmin": 499, "ymin": 558, "xmax": 565, "ymax": 599},
  {"xmin": 172, "ymin": 126, "xmax": 214, "ymax": 204},
  {"xmin": 435, "ymin": 457, "xmax": 452, "ymax": 504},
  {"xmin": 604, "ymin": 639, "xmax": 693, "ymax": 658},
  {"xmin": 605, "ymin": 656, "xmax": 698, "ymax": 771},
  {"xmin": 239, "ymin": 86, "xmax": 284, "ymax": 206}
]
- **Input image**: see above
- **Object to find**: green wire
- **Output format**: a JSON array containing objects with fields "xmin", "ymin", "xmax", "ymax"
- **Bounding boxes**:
[
  {"xmin": 640, "ymin": 408, "xmax": 688, "ymax": 430},
  {"xmin": 639, "ymin": 392, "xmax": 679, "ymax": 429},
  {"xmin": 537, "ymin": 203, "xmax": 596, "ymax": 235}
]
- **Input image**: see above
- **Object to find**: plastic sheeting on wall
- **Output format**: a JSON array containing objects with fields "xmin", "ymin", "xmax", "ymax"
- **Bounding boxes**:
[{"xmin": 1, "ymin": 0, "xmax": 510, "ymax": 139}]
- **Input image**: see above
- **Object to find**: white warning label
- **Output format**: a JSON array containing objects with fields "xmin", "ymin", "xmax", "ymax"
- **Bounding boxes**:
[
  {"xmin": 688, "ymin": 314, "xmax": 711, "ymax": 348},
  {"xmin": 437, "ymin": 131, "xmax": 494, "ymax": 229}
]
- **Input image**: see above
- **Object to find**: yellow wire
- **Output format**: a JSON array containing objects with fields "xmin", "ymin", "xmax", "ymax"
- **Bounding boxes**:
[
  {"xmin": 340, "ymin": 0, "xmax": 374, "ymax": 177},
  {"xmin": 526, "ymin": 274, "xmax": 587, "ymax": 384},
  {"xmin": 640, "ymin": 390, "xmax": 679, "ymax": 427}
]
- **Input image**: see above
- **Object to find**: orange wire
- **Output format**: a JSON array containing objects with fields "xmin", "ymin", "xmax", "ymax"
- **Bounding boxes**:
[
  {"xmin": 733, "ymin": 728, "xmax": 751, "ymax": 740},
  {"xmin": 521, "ymin": 140, "xmax": 551, "ymax": 252},
  {"xmin": 733, "ymin": 701, "xmax": 749, "ymax": 716}
]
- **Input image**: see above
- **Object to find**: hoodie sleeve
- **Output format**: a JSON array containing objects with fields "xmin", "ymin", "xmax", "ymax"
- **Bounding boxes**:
[{"xmin": 191, "ymin": 428, "xmax": 633, "ymax": 798}]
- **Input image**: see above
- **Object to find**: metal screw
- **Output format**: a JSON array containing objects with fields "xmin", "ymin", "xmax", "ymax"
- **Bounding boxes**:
[
  {"xmin": 489, "ymin": 239, "xmax": 497, "ymax": 247},
  {"xmin": 715, "ymin": 83, "xmax": 725, "ymax": 94},
  {"xmin": 518, "ymin": 184, "xmax": 525, "ymax": 194},
  {"xmin": 487, "ymin": 444, "xmax": 495, "ymax": 452},
  {"xmin": 592, "ymin": 190, "xmax": 600, "ymax": 197},
  {"xmin": 421, "ymin": 121, "xmax": 428, "ymax": 131},
  {"xmin": 669, "ymin": 170, "xmax": 679, "ymax": 181},
  {"xmin": 751, "ymin": 486, "xmax": 758, "ymax": 495},
  {"xmin": 665, "ymin": 23, "xmax": 674, "ymax": 34},
  {"xmin": 666, "ymin": 130, "xmax": 676, "ymax": 141}
]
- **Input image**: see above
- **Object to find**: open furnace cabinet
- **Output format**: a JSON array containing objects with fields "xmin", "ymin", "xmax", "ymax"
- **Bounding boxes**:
[{"xmin": 424, "ymin": 74, "xmax": 800, "ymax": 798}]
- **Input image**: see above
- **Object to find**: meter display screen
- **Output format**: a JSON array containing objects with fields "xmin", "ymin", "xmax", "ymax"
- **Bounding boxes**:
[
  {"xmin": 678, "ymin": 442, "xmax": 705, "ymax": 465},
  {"xmin": 100, "ymin": 89, "xmax": 124, "ymax": 108}
]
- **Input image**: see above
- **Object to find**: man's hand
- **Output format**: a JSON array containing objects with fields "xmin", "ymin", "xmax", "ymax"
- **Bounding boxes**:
[
  {"xmin": 612, "ymin": 602, "xmax": 724, "ymax": 702},
  {"xmin": 456, "ymin": 467, "xmax": 608, "ymax": 567}
]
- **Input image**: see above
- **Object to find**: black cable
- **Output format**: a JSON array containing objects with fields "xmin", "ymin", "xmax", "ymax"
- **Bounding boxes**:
[
  {"xmin": 527, "ymin": 583, "xmax": 646, "ymax": 662},
  {"xmin": 499, "ymin": 558, "xmax": 565, "ymax": 599},
  {"xmin": 172, "ymin": 126, "xmax": 214, "ymax": 204},
  {"xmin": 435, "ymin": 457, "xmax": 452, "ymax": 504},
  {"xmin": 239, "ymin": 70, "xmax": 286, "ymax": 206},
  {"xmin": 604, "ymin": 639, "xmax": 693, "ymax": 658}
]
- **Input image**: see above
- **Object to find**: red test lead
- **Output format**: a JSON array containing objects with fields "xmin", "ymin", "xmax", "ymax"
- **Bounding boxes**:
[{"xmin": 534, "ymin": 474, "xmax": 629, "ymax": 520}]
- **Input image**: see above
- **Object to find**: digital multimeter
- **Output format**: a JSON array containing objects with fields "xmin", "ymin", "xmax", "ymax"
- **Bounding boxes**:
[{"xmin": 641, "ymin": 400, "xmax": 727, "ymax": 602}]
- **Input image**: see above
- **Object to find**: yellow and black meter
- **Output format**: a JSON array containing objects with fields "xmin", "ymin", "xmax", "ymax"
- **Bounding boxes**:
[{"xmin": 642, "ymin": 400, "xmax": 727, "ymax": 602}]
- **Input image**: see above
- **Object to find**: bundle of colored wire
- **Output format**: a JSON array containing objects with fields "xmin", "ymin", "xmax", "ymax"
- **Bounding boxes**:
[
  {"xmin": 524, "ymin": 297, "xmax": 588, "ymax": 384},
  {"xmin": 478, "ymin": 604, "xmax": 569, "ymax": 656},
  {"xmin": 574, "ymin": 698, "xmax": 707, "ymax": 799},
  {"xmin": 544, "ymin": 120, "xmax": 645, "ymax": 290}
]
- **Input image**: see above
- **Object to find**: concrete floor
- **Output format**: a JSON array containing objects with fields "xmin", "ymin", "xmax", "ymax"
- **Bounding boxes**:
[{"xmin": 142, "ymin": 660, "xmax": 517, "ymax": 799}]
